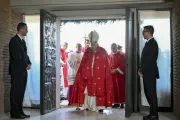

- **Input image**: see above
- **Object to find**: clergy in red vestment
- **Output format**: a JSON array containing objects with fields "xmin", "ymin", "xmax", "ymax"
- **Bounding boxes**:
[
  {"xmin": 70, "ymin": 30, "xmax": 113, "ymax": 112},
  {"xmin": 118, "ymin": 45, "xmax": 125, "ymax": 68},
  {"xmin": 109, "ymin": 43, "xmax": 125, "ymax": 108},
  {"xmin": 117, "ymin": 45, "xmax": 125, "ymax": 55},
  {"xmin": 81, "ymin": 39, "xmax": 90, "ymax": 53},
  {"xmin": 60, "ymin": 42, "xmax": 69, "ymax": 88}
]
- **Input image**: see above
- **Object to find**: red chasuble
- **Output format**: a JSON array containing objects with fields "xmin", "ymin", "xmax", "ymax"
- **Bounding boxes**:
[
  {"xmin": 70, "ymin": 47, "xmax": 113, "ymax": 107},
  {"xmin": 109, "ymin": 52, "xmax": 125, "ymax": 103},
  {"xmin": 60, "ymin": 48, "xmax": 68, "ymax": 88},
  {"xmin": 81, "ymin": 47, "xmax": 85, "ymax": 53}
]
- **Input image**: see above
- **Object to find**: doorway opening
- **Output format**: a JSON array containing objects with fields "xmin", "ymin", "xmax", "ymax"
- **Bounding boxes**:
[
  {"xmin": 59, "ymin": 19, "xmax": 126, "ymax": 111},
  {"xmin": 23, "ymin": 15, "xmax": 40, "ymax": 109},
  {"xmin": 23, "ymin": 14, "xmax": 127, "ymax": 115}
]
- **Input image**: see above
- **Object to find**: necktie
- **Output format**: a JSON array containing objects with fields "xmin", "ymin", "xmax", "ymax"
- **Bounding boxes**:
[
  {"xmin": 145, "ymin": 42, "xmax": 148, "ymax": 46},
  {"xmin": 22, "ymin": 39, "xmax": 25, "ymax": 44},
  {"xmin": 21, "ymin": 39, "xmax": 27, "ymax": 52}
]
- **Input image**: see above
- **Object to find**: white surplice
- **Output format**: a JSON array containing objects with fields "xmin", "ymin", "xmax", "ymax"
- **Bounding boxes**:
[
  {"xmin": 60, "ymin": 67, "xmax": 68, "ymax": 97},
  {"xmin": 67, "ymin": 52, "xmax": 83, "ymax": 85}
]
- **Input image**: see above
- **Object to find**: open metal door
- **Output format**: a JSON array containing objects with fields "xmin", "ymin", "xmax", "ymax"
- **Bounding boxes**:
[
  {"xmin": 40, "ymin": 9, "xmax": 57, "ymax": 115},
  {"xmin": 125, "ymin": 8, "xmax": 139, "ymax": 117}
]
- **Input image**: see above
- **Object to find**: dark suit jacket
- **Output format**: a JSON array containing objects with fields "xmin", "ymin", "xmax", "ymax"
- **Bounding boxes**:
[
  {"xmin": 139, "ymin": 38, "xmax": 159, "ymax": 79},
  {"xmin": 9, "ymin": 34, "xmax": 31, "ymax": 75}
]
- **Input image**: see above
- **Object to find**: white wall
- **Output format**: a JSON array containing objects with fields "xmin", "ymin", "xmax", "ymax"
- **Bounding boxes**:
[{"xmin": 11, "ymin": 0, "xmax": 163, "ymax": 7}]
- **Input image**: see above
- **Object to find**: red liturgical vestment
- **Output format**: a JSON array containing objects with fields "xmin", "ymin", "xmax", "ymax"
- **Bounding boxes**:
[
  {"xmin": 60, "ymin": 48, "xmax": 68, "ymax": 87},
  {"xmin": 70, "ymin": 47, "xmax": 113, "ymax": 107},
  {"xmin": 109, "ymin": 52, "xmax": 125, "ymax": 103}
]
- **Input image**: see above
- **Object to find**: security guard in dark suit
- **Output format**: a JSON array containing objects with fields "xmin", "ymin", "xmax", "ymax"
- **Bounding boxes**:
[
  {"xmin": 9, "ymin": 22, "xmax": 31, "ymax": 119},
  {"xmin": 138, "ymin": 25, "xmax": 159, "ymax": 120}
]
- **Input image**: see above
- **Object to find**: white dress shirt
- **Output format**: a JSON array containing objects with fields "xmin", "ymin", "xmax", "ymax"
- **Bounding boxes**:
[{"xmin": 17, "ymin": 34, "xmax": 23, "ymax": 40}]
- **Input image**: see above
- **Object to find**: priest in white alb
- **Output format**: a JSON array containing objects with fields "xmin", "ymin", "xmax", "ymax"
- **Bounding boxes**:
[{"xmin": 66, "ymin": 43, "xmax": 83, "ymax": 106}]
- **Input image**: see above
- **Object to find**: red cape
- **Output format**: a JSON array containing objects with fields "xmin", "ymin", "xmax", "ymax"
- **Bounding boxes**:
[{"xmin": 70, "ymin": 47, "xmax": 113, "ymax": 106}]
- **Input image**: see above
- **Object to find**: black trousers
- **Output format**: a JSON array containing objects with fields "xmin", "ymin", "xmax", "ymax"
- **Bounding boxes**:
[
  {"xmin": 143, "ymin": 72, "xmax": 158, "ymax": 117},
  {"xmin": 10, "ymin": 71, "xmax": 27, "ymax": 115}
]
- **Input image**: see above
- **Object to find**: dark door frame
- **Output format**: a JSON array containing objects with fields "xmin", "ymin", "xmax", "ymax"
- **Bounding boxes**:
[{"xmin": 125, "ymin": 8, "xmax": 140, "ymax": 117}]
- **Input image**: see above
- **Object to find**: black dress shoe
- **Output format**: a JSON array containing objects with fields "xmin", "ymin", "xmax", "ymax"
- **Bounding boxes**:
[
  {"xmin": 143, "ymin": 114, "xmax": 151, "ymax": 119},
  {"xmin": 76, "ymin": 107, "xmax": 81, "ymax": 110},
  {"xmin": 21, "ymin": 113, "xmax": 30, "ymax": 118},
  {"xmin": 98, "ymin": 109, "xmax": 103, "ymax": 113},
  {"xmin": 85, "ymin": 108, "xmax": 89, "ymax": 111},
  {"xmin": 112, "ymin": 104, "xmax": 120, "ymax": 108},
  {"xmin": 143, "ymin": 115, "xmax": 148, "ymax": 120},
  {"xmin": 120, "ymin": 104, "xmax": 124, "ymax": 108},
  {"xmin": 143, "ymin": 115, "xmax": 159, "ymax": 120},
  {"xmin": 148, "ymin": 116, "xmax": 159, "ymax": 120},
  {"xmin": 11, "ymin": 115, "xmax": 26, "ymax": 119}
]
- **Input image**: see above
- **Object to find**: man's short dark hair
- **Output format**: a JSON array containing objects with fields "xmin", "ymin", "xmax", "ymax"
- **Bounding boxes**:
[
  {"xmin": 111, "ymin": 43, "xmax": 117, "ymax": 48},
  {"xmin": 17, "ymin": 22, "xmax": 27, "ymax": 31},
  {"xmin": 117, "ymin": 45, "xmax": 122, "ymax": 49},
  {"xmin": 144, "ymin": 25, "xmax": 154, "ymax": 35}
]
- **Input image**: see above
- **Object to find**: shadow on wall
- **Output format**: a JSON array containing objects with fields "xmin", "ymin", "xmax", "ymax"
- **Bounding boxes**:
[{"xmin": 3, "ymin": 44, "xmax": 11, "ymax": 113}]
